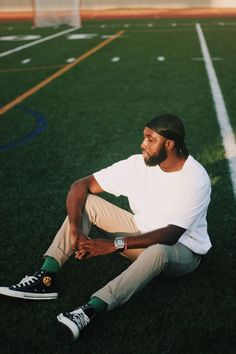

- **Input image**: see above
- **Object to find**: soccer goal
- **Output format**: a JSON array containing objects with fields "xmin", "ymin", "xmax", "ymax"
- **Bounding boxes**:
[{"xmin": 33, "ymin": 0, "xmax": 81, "ymax": 28}]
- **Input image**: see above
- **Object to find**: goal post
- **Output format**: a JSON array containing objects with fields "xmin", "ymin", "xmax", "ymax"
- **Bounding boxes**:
[{"xmin": 33, "ymin": 0, "xmax": 81, "ymax": 28}]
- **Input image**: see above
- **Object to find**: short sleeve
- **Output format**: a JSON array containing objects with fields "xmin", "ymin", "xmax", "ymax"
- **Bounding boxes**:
[{"xmin": 93, "ymin": 156, "xmax": 138, "ymax": 197}]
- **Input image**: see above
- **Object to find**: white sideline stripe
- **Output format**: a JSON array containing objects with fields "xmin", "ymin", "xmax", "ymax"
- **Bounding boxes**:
[
  {"xmin": 0, "ymin": 26, "xmax": 80, "ymax": 58},
  {"xmin": 196, "ymin": 23, "xmax": 236, "ymax": 198}
]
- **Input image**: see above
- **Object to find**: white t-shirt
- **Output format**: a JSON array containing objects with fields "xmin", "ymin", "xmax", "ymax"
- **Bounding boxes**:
[{"xmin": 93, "ymin": 154, "xmax": 212, "ymax": 254}]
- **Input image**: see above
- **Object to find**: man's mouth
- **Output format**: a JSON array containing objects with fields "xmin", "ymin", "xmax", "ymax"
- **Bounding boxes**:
[{"xmin": 142, "ymin": 150, "xmax": 149, "ymax": 159}]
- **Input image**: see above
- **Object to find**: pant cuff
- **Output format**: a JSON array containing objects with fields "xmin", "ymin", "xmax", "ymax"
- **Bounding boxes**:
[
  {"xmin": 43, "ymin": 248, "xmax": 69, "ymax": 268},
  {"xmin": 91, "ymin": 287, "xmax": 118, "ymax": 311}
]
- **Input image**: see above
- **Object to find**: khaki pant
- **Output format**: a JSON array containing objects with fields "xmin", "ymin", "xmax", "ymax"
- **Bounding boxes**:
[{"xmin": 45, "ymin": 194, "xmax": 201, "ymax": 310}]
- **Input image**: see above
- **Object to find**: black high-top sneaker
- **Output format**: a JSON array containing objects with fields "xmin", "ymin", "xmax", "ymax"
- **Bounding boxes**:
[
  {"xmin": 57, "ymin": 304, "xmax": 94, "ymax": 341},
  {"xmin": 0, "ymin": 270, "xmax": 58, "ymax": 300}
]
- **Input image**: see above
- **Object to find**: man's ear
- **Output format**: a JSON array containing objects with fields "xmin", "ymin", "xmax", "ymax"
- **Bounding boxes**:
[{"xmin": 165, "ymin": 139, "xmax": 176, "ymax": 150}]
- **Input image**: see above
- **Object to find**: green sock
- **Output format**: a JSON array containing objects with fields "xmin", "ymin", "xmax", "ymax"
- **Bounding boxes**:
[
  {"xmin": 88, "ymin": 297, "xmax": 108, "ymax": 314},
  {"xmin": 41, "ymin": 256, "xmax": 60, "ymax": 273}
]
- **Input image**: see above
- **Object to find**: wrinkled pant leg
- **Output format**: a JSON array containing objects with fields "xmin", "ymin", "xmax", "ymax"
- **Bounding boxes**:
[
  {"xmin": 44, "ymin": 194, "xmax": 140, "ymax": 266},
  {"xmin": 43, "ymin": 212, "xmax": 91, "ymax": 267},
  {"xmin": 92, "ymin": 243, "xmax": 201, "ymax": 310}
]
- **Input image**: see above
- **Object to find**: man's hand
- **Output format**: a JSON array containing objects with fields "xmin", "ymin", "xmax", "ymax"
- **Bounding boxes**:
[
  {"xmin": 75, "ymin": 239, "xmax": 116, "ymax": 260},
  {"xmin": 70, "ymin": 231, "xmax": 88, "ymax": 253}
]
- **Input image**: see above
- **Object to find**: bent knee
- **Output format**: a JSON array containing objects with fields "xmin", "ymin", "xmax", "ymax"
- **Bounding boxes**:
[
  {"xmin": 84, "ymin": 193, "xmax": 96, "ymax": 210},
  {"xmin": 84, "ymin": 194, "xmax": 100, "ymax": 222},
  {"xmin": 139, "ymin": 244, "xmax": 169, "ymax": 268}
]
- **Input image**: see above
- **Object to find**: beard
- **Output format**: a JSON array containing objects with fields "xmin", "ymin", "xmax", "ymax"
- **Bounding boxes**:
[{"xmin": 144, "ymin": 146, "xmax": 167, "ymax": 166}]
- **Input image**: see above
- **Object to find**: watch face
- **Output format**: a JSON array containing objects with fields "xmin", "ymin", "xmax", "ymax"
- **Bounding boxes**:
[
  {"xmin": 115, "ymin": 238, "xmax": 125, "ymax": 249},
  {"xmin": 117, "ymin": 239, "xmax": 124, "ymax": 247}
]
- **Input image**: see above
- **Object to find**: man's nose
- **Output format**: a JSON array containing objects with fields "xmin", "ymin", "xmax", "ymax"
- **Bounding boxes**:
[{"xmin": 141, "ymin": 139, "xmax": 147, "ymax": 149}]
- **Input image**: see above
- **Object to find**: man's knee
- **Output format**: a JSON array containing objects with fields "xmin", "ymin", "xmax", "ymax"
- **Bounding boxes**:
[
  {"xmin": 83, "ymin": 194, "xmax": 99, "ymax": 224},
  {"xmin": 84, "ymin": 193, "xmax": 96, "ymax": 210},
  {"xmin": 138, "ymin": 244, "xmax": 169, "ymax": 271}
]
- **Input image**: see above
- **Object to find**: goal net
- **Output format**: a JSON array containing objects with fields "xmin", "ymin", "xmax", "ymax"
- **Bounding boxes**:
[{"xmin": 33, "ymin": 0, "xmax": 81, "ymax": 28}]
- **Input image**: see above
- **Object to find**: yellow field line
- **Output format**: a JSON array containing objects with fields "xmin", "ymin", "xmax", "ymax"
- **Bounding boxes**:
[{"xmin": 0, "ymin": 30, "xmax": 124, "ymax": 116}]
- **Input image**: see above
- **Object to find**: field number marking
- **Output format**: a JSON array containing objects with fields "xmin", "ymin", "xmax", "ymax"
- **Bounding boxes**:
[{"xmin": 0, "ymin": 27, "xmax": 80, "ymax": 58}]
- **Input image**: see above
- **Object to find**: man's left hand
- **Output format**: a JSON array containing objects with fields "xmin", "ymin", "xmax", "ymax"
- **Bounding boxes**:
[{"xmin": 75, "ymin": 239, "xmax": 116, "ymax": 260}]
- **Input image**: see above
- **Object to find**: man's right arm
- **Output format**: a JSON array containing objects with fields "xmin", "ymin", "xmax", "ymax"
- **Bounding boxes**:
[{"xmin": 66, "ymin": 175, "xmax": 103, "ymax": 247}]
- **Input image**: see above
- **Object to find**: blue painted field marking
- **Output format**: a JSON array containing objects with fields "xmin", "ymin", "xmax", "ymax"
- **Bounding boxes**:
[{"xmin": 0, "ymin": 106, "xmax": 47, "ymax": 152}]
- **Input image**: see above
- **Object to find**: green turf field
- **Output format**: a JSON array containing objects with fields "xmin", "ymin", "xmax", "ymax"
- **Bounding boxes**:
[{"xmin": 0, "ymin": 18, "xmax": 235, "ymax": 353}]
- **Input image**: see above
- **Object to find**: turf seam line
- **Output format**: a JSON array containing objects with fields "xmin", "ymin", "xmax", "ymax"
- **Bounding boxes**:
[
  {"xmin": 0, "ymin": 65, "xmax": 65, "ymax": 73},
  {"xmin": 0, "ymin": 26, "xmax": 80, "ymax": 58},
  {"xmin": 0, "ymin": 30, "xmax": 125, "ymax": 117},
  {"xmin": 196, "ymin": 23, "xmax": 236, "ymax": 198}
]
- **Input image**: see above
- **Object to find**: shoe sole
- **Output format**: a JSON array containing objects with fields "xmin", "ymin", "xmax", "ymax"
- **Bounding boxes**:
[
  {"xmin": 57, "ymin": 313, "xmax": 79, "ymax": 341},
  {"xmin": 0, "ymin": 287, "xmax": 58, "ymax": 300}
]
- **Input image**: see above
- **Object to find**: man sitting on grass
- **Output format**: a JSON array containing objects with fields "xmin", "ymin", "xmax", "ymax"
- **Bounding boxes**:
[{"xmin": 0, "ymin": 113, "xmax": 212, "ymax": 341}]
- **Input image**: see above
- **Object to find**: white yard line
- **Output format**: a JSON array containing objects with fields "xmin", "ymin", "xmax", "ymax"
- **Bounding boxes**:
[
  {"xmin": 196, "ymin": 23, "xmax": 236, "ymax": 198},
  {"xmin": 0, "ymin": 26, "xmax": 80, "ymax": 58}
]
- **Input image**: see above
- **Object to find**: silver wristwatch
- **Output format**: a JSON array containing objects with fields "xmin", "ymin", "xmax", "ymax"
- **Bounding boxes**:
[{"xmin": 114, "ymin": 237, "xmax": 125, "ymax": 251}]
